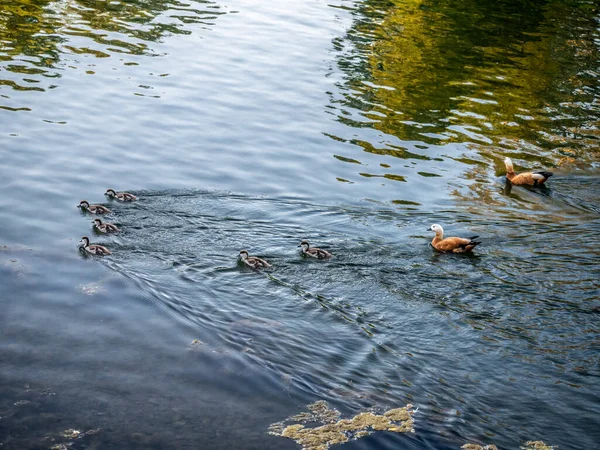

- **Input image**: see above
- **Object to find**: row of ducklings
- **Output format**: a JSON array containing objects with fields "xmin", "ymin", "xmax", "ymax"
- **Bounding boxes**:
[
  {"xmin": 77, "ymin": 189, "xmax": 138, "ymax": 256},
  {"xmin": 77, "ymin": 192, "xmax": 338, "ymax": 262}
]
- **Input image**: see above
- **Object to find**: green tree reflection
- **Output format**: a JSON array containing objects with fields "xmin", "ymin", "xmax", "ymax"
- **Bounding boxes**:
[{"xmin": 331, "ymin": 0, "xmax": 600, "ymax": 172}]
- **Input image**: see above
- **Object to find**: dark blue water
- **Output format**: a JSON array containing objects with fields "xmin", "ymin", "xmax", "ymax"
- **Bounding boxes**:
[{"xmin": 1, "ymin": 1, "xmax": 599, "ymax": 449}]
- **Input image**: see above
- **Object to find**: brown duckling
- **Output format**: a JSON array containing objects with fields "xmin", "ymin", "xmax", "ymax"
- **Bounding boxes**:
[
  {"xmin": 79, "ymin": 236, "xmax": 111, "ymax": 255},
  {"xmin": 105, "ymin": 189, "xmax": 137, "ymax": 201},
  {"xmin": 428, "ymin": 224, "xmax": 481, "ymax": 253},
  {"xmin": 78, "ymin": 200, "xmax": 111, "ymax": 214},
  {"xmin": 299, "ymin": 240, "xmax": 332, "ymax": 259},
  {"xmin": 92, "ymin": 218, "xmax": 119, "ymax": 234},
  {"xmin": 239, "ymin": 250, "xmax": 271, "ymax": 269},
  {"xmin": 504, "ymin": 157, "xmax": 553, "ymax": 186}
]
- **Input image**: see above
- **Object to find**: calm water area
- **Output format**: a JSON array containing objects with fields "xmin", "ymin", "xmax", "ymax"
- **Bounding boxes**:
[{"xmin": 1, "ymin": 0, "xmax": 599, "ymax": 449}]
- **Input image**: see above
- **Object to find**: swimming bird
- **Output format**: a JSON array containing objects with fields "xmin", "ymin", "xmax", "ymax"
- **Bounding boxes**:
[
  {"xmin": 299, "ymin": 240, "xmax": 332, "ymax": 259},
  {"xmin": 78, "ymin": 200, "xmax": 111, "ymax": 214},
  {"xmin": 428, "ymin": 224, "xmax": 481, "ymax": 253},
  {"xmin": 105, "ymin": 189, "xmax": 137, "ymax": 202},
  {"xmin": 504, "ymin": 157, "xmax": 553, "ymax": 186},
  {"xmin": 239, "ymin": 250, "xmax": 271, "ymax": 269},
  {"xmin": 92, "ymin": 218, "xmax": 119, "ymax": 234},
  {"xmin": 79, "ymin": 236, "xmax": 111, "ymax": 255}
]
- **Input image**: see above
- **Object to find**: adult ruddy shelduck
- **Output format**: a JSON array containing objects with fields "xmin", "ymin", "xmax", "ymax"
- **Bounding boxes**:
[
  {"xmin": 504, "ymin": 157, "xmax": 553, "ymax": 186},
  {"xmin": 428, "ymin": 224, "xmax": 481, "ymax": 253}
]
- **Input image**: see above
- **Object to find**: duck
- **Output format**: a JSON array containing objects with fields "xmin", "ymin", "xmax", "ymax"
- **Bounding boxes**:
[
  {"xmin": 92, "ymin": 218, "xmax": 119, "ymax": 234},
  {"xmin": 428, "ymin": 224, "xmax": 481, "ymax": 253},
  {"xmin": 504, "ymin": 157, "xmax": 553, "ymax": 186},
  {"xmin": 78, "ymin": 200, "xmax": 111, "ymax": 214},
  {"xmin": 105, "ymin": 189, "xmax": 137, "ymax": 202},
  {"xmin": 79, "ymin": 236, "xmax": 111, "ymax": 255},
  {"xmin": 299, "ymin": 240, "xmax": 332, "ymax": 259},
  {"xmin": 239, "ymin": 250, "xmax": 271, "ymax": 269}
]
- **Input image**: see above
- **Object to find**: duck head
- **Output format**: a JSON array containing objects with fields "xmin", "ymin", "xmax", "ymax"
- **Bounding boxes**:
[
  {"xmin": 105, "ymin": 189, "xmax": 116, "ymax": 197},
  {"xmin": 79, "ymin": 236, "xmax": 90, "ymax": 247},
  {"xmin": 504, "ymin": 157, "xmax": 514, "ymax": 173},
  {"xmin": 78, "ymin": 200, "xmax": 90, "ymax": 209},
  {"xmin": 93, "ymin": 219, "xmax": 103, "ymax": 226},
  {"xmin": 428, "ymin": 224, "xmax": 444, "ymax": 235},
  {"xmin": 299, "ymin": 240, "xmax": 310, "ymax": 251},
  {"xmin": 239, "ymin": 250, "xmax": 249, "ymax": 260}
]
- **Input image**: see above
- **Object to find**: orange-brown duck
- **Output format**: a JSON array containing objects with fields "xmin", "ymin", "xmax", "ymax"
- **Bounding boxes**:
[
  {"xmin": 504, "ymin": 157, "xmax": 553, "ymax": 186},
  {"xmin": 428, "ymin": 224, "xmax": 481, "ymax": 253}
]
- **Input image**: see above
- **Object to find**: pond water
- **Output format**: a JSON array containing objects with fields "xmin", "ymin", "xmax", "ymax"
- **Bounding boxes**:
[{"xmin": 1, "ymin": 0, "xmax": 599, "ymax": 449}]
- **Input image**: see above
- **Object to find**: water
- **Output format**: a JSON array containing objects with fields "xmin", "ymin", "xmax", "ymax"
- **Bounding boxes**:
[{"xmin": 1, "ymin": 0, "xmax": 599, "ymax": 449}]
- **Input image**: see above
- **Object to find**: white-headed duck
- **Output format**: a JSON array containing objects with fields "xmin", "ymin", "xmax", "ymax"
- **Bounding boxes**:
[
  {"xmin": 504, "ymin": 157, "xmax": 553, "ymax": 186},
  {"xmin": 428, "ymin": 224, "xmax": 481, "ymax": 253}
]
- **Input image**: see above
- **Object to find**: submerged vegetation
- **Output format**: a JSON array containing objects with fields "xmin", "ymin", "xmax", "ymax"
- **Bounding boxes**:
[
  {"xmin": 462, "ymin": 441, "xmax": 554, "ymax": 450},
  {"xmin": 268, "ymin": 401, "xmax": 415, "ymax": 450}
]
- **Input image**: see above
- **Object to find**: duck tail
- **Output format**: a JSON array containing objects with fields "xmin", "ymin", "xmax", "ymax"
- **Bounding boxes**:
[{"xmin": 467, "ymin": 238, "xmax": 482, "ymax": 249}]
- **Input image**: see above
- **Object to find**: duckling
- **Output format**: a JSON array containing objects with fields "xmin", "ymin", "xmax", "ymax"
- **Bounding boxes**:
[
  {"xmin": 504, "ymin": 157, "xmax": 553, "ymax": 186},
  {"xmin": 105, "ymin": 189, "xmax": 137, "ymax": 202},
  {"xmin": 79, "ymin": 236, "xmax": 111, "ymax": 255},
  {"xmin": 78, "ymin": 200, "xmax": 111, "ymax": 214},
  {"xmin": 299, "ymin": 240, "xmax": 332, "ymax": 259},
  {"xmin": 92, "ymin": 218, "xmax": 119, "ymax": 234},
  {"xmin": 428, "ymin": 224, "xmax": 481, "ymax": 253},
  {"xmin": 239, "ymin": 250, "xmax": 271, "ymax": 269}
]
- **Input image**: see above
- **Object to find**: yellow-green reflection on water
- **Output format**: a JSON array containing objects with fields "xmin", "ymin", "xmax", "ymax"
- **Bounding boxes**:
[{"xmin": 329, "ymin": 0, "xmax": 600, "ymax": 185}]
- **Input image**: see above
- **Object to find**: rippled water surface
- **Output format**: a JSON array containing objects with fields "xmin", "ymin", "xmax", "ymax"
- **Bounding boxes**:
[{"xmin": 1, "ymin": 0, "xmax": 599, "ymax": 449}]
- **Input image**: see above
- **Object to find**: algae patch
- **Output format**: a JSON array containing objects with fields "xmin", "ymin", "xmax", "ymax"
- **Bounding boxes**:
[
  {"xmin": 522, "ymin": 441, "xmax": 554, "ymax": 450},
  {"xmin": 462, "ymin": 445, "xmax": 499, "ymax": 450},
  {"xmin": 462, "ymin": 440, "xmax": 554, "ymax": 450},
  {"xmin": 268, "ymin": 401, "xmax": 415, "ymax": 450}
]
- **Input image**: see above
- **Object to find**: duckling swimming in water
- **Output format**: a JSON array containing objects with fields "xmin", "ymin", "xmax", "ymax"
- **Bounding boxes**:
[
  {"xmin": 299, "ymin": 240, "xmax": 332, "ymax": 259},
  {"xmin": 239, "ymin": 250, "xmax": 271, "ymax": 269},
  {"xmin": 504, "ymin": 157, "xmax": 553, "ymax": 186},
  {"xmin": 428, "ymin": 224, "xmax": 481, "ymax": 253},
  {"xmin": 79, "ymin": 236, "xmax": 111, "ymax": 255},
  {"xmin": 92, "ymin": 218, "xmax": 119, "ymax": 234},
  {"xmin": 78, "ymin": 200, "xmax": 111, "ymax": 214},
  {"xmin": 105, "ymin": 189, "xmax": 137, "ymax": 202}
]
